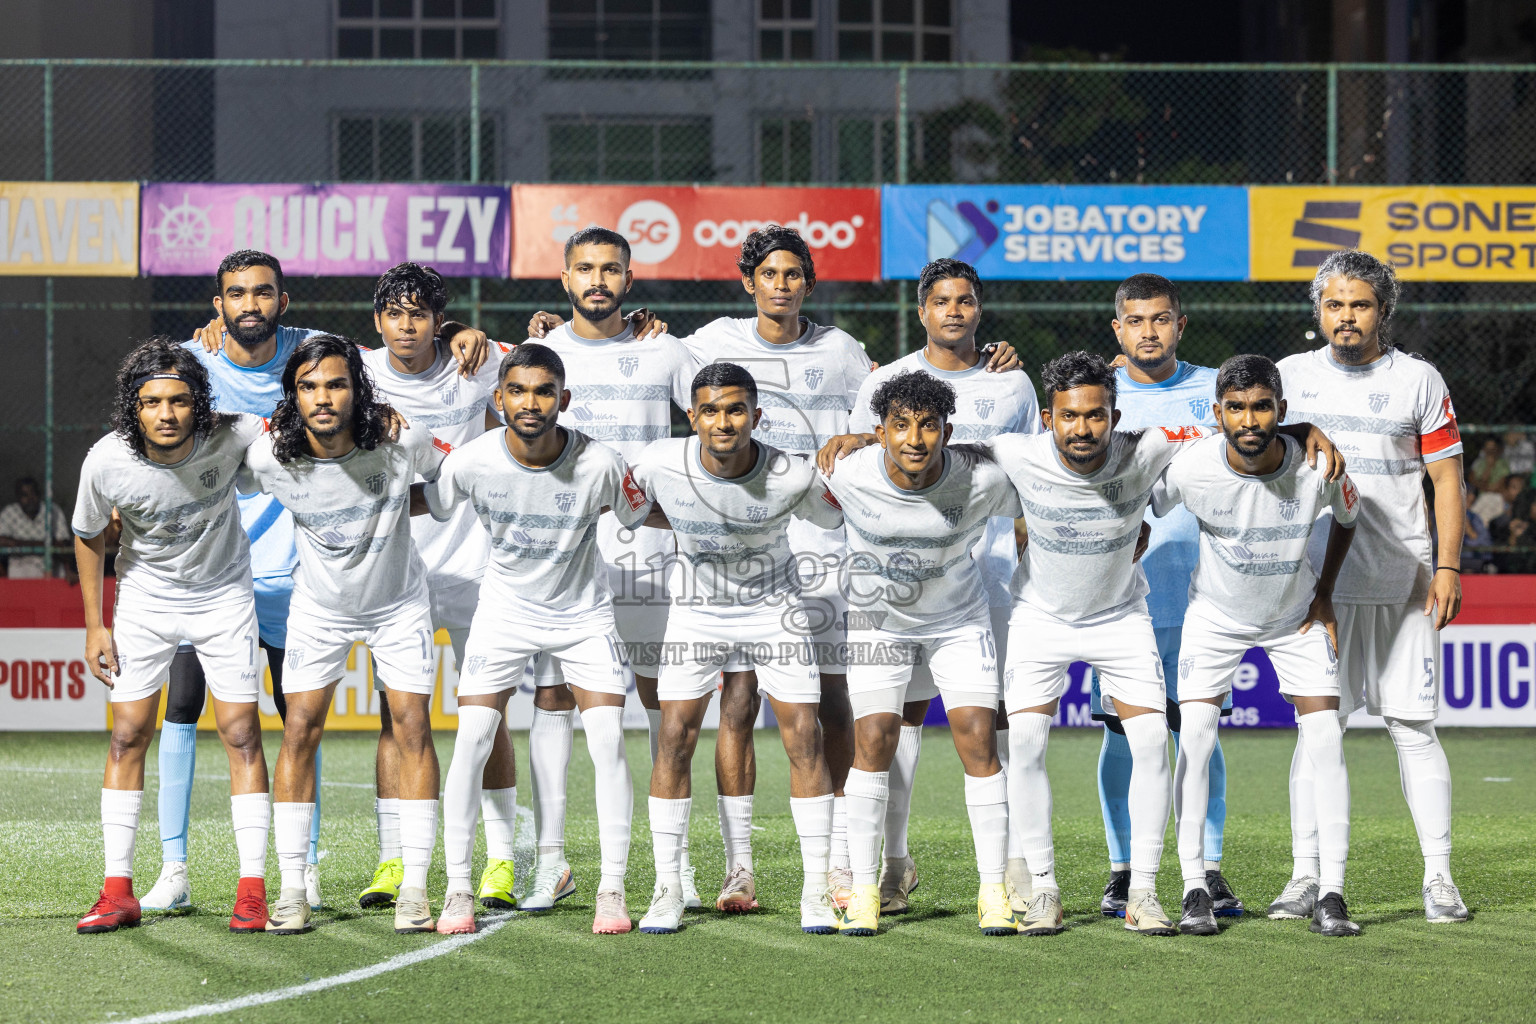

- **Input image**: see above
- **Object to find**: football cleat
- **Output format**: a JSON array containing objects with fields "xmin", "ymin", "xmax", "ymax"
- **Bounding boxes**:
[
  {"xmin": 1100, "ymin": 869, "xmax": 1130, "ymax": 917},
  {"xmin": 639, "ymin": 884, "xmax": 685, "ymax": 935},
  {"xmin": 139, "ymin": 861, "xmax": 191, "ymax": 912},
  {"xmin": 305, "ymin": 863, "xmax": 322, "ymax": 911},
  {"xmin": 1310, "ymin": 892, "xmax": 1362, "ymax": 936},
  {"xmin": 394, "ymin": 886, "xmax": 435, "ymax": 933},
  {"xmin": 77, "ymin": 882, "xmax": 140, "ymax": 935},
  {"xmin": 264, "ymin": 887, "xmax": 313, "ymax": 934},
  {"xmin": 879, "ymin": 855, "xmax": 919, "ymax": 914},
  {"xmin": 477, "ymin": 858, "xmax": 515, "ymax": 911},
  {"xmin": 1019, "ymin": 889, "xmax": 1064, "ymax": 937},
  {"xmin": 436, "ymin": 890, "xmax": 478, "ymax": 934},
  {"xmin": 520, "ymin": 857, "xmax": 576, "ymax": 911},
  {"xmin": 1004, "ymin": 858, "xmax": 1032, "ymax": 915},
  {"xmin": 228, "ymin": 877, "xmax": 269, "ymax": 933},
  {"xmin": 1206, "ymin": 869, "xmax": 1244, "ymax": 917},
  {"xmin": 1124, "ymin": 890, "xmax": 1179, "ymax": 935},
  {"xmin": 837, "ymin": 883, "xmax": 880, "ymax": 936},
  {"xmin": 680, "ymin": 862, "xmax": 701, "ymax": 910},
  {"xmin": 359, "ymin": 858, "xmax": 403, "ymax": 909},
  {"xmin": 828, "ymin": 866, "xmax": 854, "ymax": 911},
  {"xmin": 1423, "ymin": 875, "xmax": 1470, "ymax": 923},
  {"xmin": 592, "ymin": 889, "xmax": 632, "ymax": 934},
  {"xmin": 801, "ymin": 887, "xmax": 839, "ymax": 935},
  {"xmin": 977, "ymin": 882, "xmax": 1019, "ymax": 936},
  {"xmin": 1179, "ymin": 888, "xmax": 1219, "ymax": 936},
  {"xmin": 1267, "ymin": 876, "xmax": 1319, "ymax": 920},
  {"xmin": 716, "ymin": 865, "xmax": 758, "ymax": 913}
]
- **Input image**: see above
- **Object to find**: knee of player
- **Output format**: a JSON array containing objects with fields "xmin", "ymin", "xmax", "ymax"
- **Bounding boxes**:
[
  {"xmin": 107, "ymin": 724, "xmax": 155, "ymax": 761},
  {"xmin": 218, "ymin": 715, "xmax": 264, "ymax": 759},
  {"xmin": 778, "ymin": 716, "xmax": 824, "ymax": 767}
]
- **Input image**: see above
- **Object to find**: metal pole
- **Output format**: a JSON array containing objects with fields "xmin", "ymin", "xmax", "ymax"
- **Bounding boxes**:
[
  {"xmin": 896, "ymin": 64, "xmax": 909, "ymax": 185},
  {"xmin": 1326, "ymin": 64, "xmax": 1338, "ymax": 185},
  {"xmin": 43, "ymin": 61, "xmax": 54, "ymax": 576},
  {"xmin": 469, "ymin": 62, "xmax": 481, "ymax": 183},
  {"xmin": 896, "ymin": 282, "xmax": 909, "ymax": 357}
]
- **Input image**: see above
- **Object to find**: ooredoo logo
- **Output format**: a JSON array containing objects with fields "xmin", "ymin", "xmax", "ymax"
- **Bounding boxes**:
[
  {"xmin": 695, "ymin": 212, "xmax": 866, "ymax": 251},
  {"xmin": 617, "ymin": 200, "xmax": 682, "ymax": 264}
]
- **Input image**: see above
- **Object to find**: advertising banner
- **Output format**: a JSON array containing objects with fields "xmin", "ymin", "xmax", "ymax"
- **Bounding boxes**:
[
  {"xmin": 140, "ymin": 183, "xmax": 509, "ymax": 277},
  {"xmin": 0, "ymin": 629, "xmax": 108, "ymax": 730},
  {"xmin": 511, "ymin": 185, "xmax": 881, "ymax": 281},
  {"xmin": 1250, "ymin": 186, "xmax": 1536, "ymax": 281},
  {"xmin": 881, "ymin": 184, "xmax": 1249, "ymax": 280},
  {"xmin": 0, "ymin": 182, "xmax": 137, "ymax": 276}
]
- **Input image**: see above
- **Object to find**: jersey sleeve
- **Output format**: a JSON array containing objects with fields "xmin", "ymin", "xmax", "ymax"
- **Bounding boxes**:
[
  {"xmin": 476, "ymin": 343, "xmax": 511, "ymax": 418},
  {"xmin": 229, "ymin": 413, "xmax": 267, "ymax": 447},
  {"xmin": 626, "ymin": 440, "xmax": 665, "ymax": 498},
  {"xmin": 424, "ymin": 449, "xmax": 466, "ymax": 523},
  {"xmin": 667, "ymin": 336, "xmax": 702, "ymax": 412},
  {"xmin": 1012, "ymin": 374, "xmax": 1043, "ymax": 434},
  {"xmin": 839, "ymin": 335, "xmax": 874, "ymax": 413},
  {"xmin": 71, "ymin": 448, "xmax": 113, "ymax": 539},
  {"xmin": 1149, "ymin": 462, "xmax": 1183, "ymax": 518},
  {"xmin": 847, "ymin": 371, "xmax": 880, "ymax": 435},
  {"xmin": 977, "ymin": 459, "xmax": 1024, "ymax": 519},
  {"xmin": 1146, "ymin": 425, "xmax": 1209, "ymax": 471},
  {"xmin": 1330, "ymin": 472, "xmax": 1361, "ymax": 528},
  {"xmin": 235, "ymin": 433, "xmax": 273, "ymax": 496},
  {"xmin": 1416, "ymin": 369, "xmax": 1462, "ymax": 464},
  {"xmin": 608, "ymin": 452, "xmax": 652, "ymax": 529},
  {"xmin": 401, "ymin": 425, "xmax": 449, "ymax": 483},
  {"xmin": 792, "ymin": 462, "xmax": 845, "ymax": 530}
]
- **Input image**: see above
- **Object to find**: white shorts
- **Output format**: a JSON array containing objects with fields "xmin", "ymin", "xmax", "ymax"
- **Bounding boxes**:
[
  {"xmin": 459, "ymin": 609, "xmax": 631, "ymax": 698},
  {"xmin": 1336, "ymin": 601, "xmax": 1439, "ymax": 719},
  {"xmin": 907, "ymin": 603, "xmax": 1009, "ymax": 705},
  {"xmin": 1177, "ymin": 607, "xmax": 1340, "ymax": 703},
  {"xmin": 1004, "ymin": 601, "xmax": 1166, "ymax": 715},
  {"xmin": 110, "ymin": 587, "xmax": 261, "ymax": 705},
  {"xmin": 284, "ymin": 594, "xmax": 436, "ymax": 696},
  {"xmin": 609, "ymin": 561, "xmax": 669, "ymax": 676},
  {"xmin": 795, "ymin": 550, "xmax": 849, "ymax": 672},
  {"xmin": 660, "ymin": 609, "xmax": 821, "ymax": 704},
  {"xmin": 430, "ymin": 577, "xmax": 480, "ymax": 672},
  {"xmin": 845, "ymin": 623, "xmax": 1001, "ymax": 719}
]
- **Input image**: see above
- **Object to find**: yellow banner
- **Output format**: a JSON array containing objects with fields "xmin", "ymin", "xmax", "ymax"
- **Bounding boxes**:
[
  {"xmin": 0, "ymin": 182, "xmax": 138, "ymax": 276},
  {"xmin": 1251, "ymin": 186, "xmax": 1536, "ymax": 281}
]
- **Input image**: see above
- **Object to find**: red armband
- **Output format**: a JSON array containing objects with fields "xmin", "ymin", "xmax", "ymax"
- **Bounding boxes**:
[{"xmin": 1420, "ymin": 396, "xmax": 1460, "ymax": 456}]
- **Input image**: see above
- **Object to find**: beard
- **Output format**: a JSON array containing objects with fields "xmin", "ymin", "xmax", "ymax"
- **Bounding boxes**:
[
  {"xmin": 566, "ymin": 283, "xmax": 626, "ymax": 324},
  {"xmin": 1328, "ymin": 325, "xmax": 1378, "ymax": 363},
  {"xmin": 143, "ymin": 431, "xmax": 191, "ymax": 455},
  {"xmin": 1126, "ymin": 346, "xmax": 1170, "ymax": 373},
  {"xmin": 1225, "ymin": 425, "xmax": 1277, "ymax": 458},
  {"xmin": 1057, "ymin": 436, "xmax": 1106, "ymax": 465},
  {"xmin": 223, "ymin": 308, "xmax": 279, "ymax": 348},
  {"xmin": 510, "ymin": 414, "xmax": 555, "ymax": 441},
  {"xmin": 303, "ymin": 409, "xmax": 348, "ymax": 440}
]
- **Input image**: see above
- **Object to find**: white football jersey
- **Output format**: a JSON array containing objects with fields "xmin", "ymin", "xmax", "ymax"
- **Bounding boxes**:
[
  {"xmin": 631, "ymin": 436, "xmax": 844, "ymax": 616},
  {"xmin": 1278, "ymin": 346, "xmax": 1462, "ymax": 604},
  {"xmin": 73, "ymin": 414, "xmax": 265, "ymax": 601},
  {"xmin": 823, "ymin": 444, "xmax": 1022, "ymax": 637},
  {"xmin": 985, "ymin": 426, "xmax": 1207, "ymax": 624},
  {"xmin": 426, "ymin": 426, "xmax": 650, "ymax": 627},
  {"xmin": 363, "ymin": 341, "xmax": 506, "ymax": 591},
  {"xmin": 1152, "ymin": 433, "xmax": 1360, "ymax": 630},
  {"xmin": 239, "ymin": 424, "xmax": 444, "ymax": 617}
]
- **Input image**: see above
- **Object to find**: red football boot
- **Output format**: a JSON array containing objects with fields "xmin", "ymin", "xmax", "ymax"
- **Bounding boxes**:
[
  {"xmin": 229, "ymin": 877, "xmax": 270, "ymax": 933},
  {"xmin": 77, "ymin": 877, "xmax": 141, "ymax": 934}
]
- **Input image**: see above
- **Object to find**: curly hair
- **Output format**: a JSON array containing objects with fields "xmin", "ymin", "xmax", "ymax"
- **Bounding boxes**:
[
  {"xmin": 1310, "ymin": 249, "xmax": 1400, "ymax": 341},
  {"xmin": 373, "ymin": 261, "xmax": 448, "ymax": 317},
  {"xmin": 870, "ymin": 369, "xmax": 957, "ymax": 425},
  {"xmin": 736, "ymin": 225, "xmax": 816, "ymax": 288},
  {"xmin": 1041, "ymin": 350, "xmax": 1117, "ymax": 408},
  {"xmin": 112, "ymin": 337, "xmax": 232, "ymax": 458},
  {"xmin": 269, "ymin": 334, "xmax": 391, "ymax": 464}
]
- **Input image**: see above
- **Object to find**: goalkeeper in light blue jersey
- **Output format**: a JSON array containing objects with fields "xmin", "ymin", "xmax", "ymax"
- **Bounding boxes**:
[{"xmin": 1091, "ymin": 275, "xmax": 1242, "ymax": 919}]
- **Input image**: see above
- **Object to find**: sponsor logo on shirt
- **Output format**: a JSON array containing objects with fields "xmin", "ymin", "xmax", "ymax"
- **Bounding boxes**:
[
  {"xmin": 618, "ymin": 356, "xmax": 640, "ymax": 378},
  {"xmin": 554, "ymin": 491, "xmax": 577, "ymax": 513},
  {"xmin": 1100, "ymin": 480, "xmax": 1123, "ymax": 502},
  {"xmin": 940, "ymin": 504, "xmax": 965, "ymax": 528},
  {"xmin": 621, "ymin": 467, "xmax": 648, "ymax": 511},
  {"xmin": 1160, "ymin": 425, "xmax": 1203, "ymax": 442},
  {"xmin": 974, "ymin": 397, "xmax": 996, "ymax": 419},
  {"xmin": 821, "ymin": 489, "xmax": 842, "ymax": 509},
  {"xmin": 1278, "ymin": 497, "xmax": 1302, "ymax": 521},
  {"xmin": 1341, "ymin": 475, "xmax": 1360, "ymax": 512},
  {"xmin": 1367, "ymin": 392, "xmax": 1391, "ymax": 414},
  {"xmin": 431, "ymin": 437, "xmax": 454, "ymax": 456},
  {"xmin": 1299, "ymin": 390, "xmax": 1319, "ymax": 399},
  {"xmin": 200, "ymin": 468, "xmax": 220, "ymax": 489},
  {"xmin": 1029, "ymin": 481, "xmax": 1053, "ymax": 493},
  {"xmin": 366, "ymin": 472, "xmax": 387, "ymax": 495},
  {"xmin": 438, "ymin": 383, "xmax": 459, "ymax": 406},
  {"xmin": 804, "ymin": 367, "xmax": 824, "ymax": 389}
]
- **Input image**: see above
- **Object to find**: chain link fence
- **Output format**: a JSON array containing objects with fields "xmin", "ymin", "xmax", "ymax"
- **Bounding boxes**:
[{"xmin": 1, "ymin": 60, "xmax": 1534, "ymax": 571}]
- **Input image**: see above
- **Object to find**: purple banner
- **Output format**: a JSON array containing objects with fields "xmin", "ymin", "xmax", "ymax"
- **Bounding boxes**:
[{"xmin": 140, "ymin": 183, "xmax": 508, "ymax": 277}]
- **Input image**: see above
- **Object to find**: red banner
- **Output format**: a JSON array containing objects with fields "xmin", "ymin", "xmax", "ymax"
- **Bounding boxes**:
[{"xmin": 511, "ymin": 185, "xmax": 881, "ymax": 281}]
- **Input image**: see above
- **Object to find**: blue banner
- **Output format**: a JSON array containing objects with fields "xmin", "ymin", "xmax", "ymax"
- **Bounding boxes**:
[{"xmin": 882, "ymin": 184, "xmax": 1250, "ymax": 281}]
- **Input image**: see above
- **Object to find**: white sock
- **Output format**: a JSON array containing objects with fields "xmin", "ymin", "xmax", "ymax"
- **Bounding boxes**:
[
  {"xmin": 830, "ymin": 795, "xmax": 850, "ymax": 871},
  {"xmin": 646, "ymin": 707, "xmax": 662, "ymax": 766},
  {"xmin": 883, "ymin": 725, "xmax": 922, "ymax": 861},
  {"xmin": 996, "ymin": 728, "xmax": 1010, "ymax": 775},
  {"xmin": 1288, "ymin": 725, "xmax": 1320, "ymax": 878},
  {"xmin": 1121, "ymin": 712, "xmax": 1172, "ymax": 893},
  {"xmin": 482, "ymin": 786, "xmax": 518, "ymax": 861},
  {"xmin": 963, "ymin": 771, "xmax": 1008, "ymax": 885},
  {"xmin": 375, "ymin": 797, "xmax": 401, "ymax": 862},
  {"xmin": 101, "ymin": 789, "xmax": 143, "ymax": 878},
  {"xmin": 1385, "ymin": 717, "xmax": 1454, "ymax": 888},
  {"xmin": 530, "ymin": 708, "xmax": 573, "ymax": 858},
  {"xmin": 718, "ymin": 795, "xmax": 754, "ymax": 873},
  {"xmin": 789, "ymin": 793, "xmax": 834, "ymax": 891},
  {"xmin": 582, "ymin": 705, "xmax": 632, "ymax": 893},
  {"xmin": 1173, "ymin": 702, "xmax": 1220, "ymax": 895},
  {"xmin": 274, "ymin": 802, "xmax": 315, "ymax": 891},
  {"xmin": 230, "ymin": 792, "xmax": 270, "ymax": 879},
  {"xmin": 444, "ymin": 706, "xmax": 501, "ymax": 894},
  {"xmin": 1299, "ymin": 710, "xmax": 1350, "ymax": 897},
  {"xmin": 399, "ymin": 799, "xmax": 438, "ymax": 892},
  {"xmin": 843, "ymin": 768, "xmax": 888, "ymax": 886},
  {"xmin": 649, "ymin": 796, "xmax": 691, "ymax": 890},
  {"xmin": 1008, "ymin": 714, "xmax": 1057, "ymax": 890}
]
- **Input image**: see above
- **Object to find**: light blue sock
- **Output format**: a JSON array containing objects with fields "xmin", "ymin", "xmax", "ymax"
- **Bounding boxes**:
[
  {"xmin": 308, "ymin": 742, "xmax": 322, "ymax": 864},
  {"xmin": 1096, "ymin": 727, "xmax": 1133, "ymax": 866},
  {"xmin": 1205, "ymin": 735, "xmax": 1228, "ymax": 863},
  {"xmin": 157, "ymin": 721, "xmax": 197, "ymax": 862}
]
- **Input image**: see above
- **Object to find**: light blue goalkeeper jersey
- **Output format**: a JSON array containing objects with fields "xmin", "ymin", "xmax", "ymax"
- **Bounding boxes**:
[{"xmin": 1113, "ymin": 360, "xmax": 1219, "ymax": 628}]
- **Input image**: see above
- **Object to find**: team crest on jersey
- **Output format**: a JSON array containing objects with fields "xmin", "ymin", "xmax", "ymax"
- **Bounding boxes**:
[
  {"xmin": 1188, "ymin": 397, "xmax": 1209, "ymax": 419},
  {"xmin": 200, "ymin": 467, "xmax": 220, "ymax": 489},
  {"xmin": 464, "ymin": 655, "xmax": 487, "ymax": 675},
  {"xmin": 1278, "ymin": 497, "xmax": 1302, "ymax": 521},
  {"xmin": 1368, "ymin": 392, "xmax": 1391, "ymax": 414},
  {"xmin": 618, "ymin": 356, "xmax": 640, "ymax": 378},
  {"xmin": 804, "ymin": 367, "xmax": 824, "ymax": 389},
  {"xmin": 1101, "ymin": 480, "xmax": 1124, "ymax": 502},
  {"xmin": 974, "ymin": 398, "xmax": 996, "ymax": 419},
  {"xmin": 1179, "ymin": 657, "xmax": 1193, "ymax": 680},
  {"xmin": 437, "ymin": 383, "xmax": 459, "ymax": 406},
  {"xmin": 1230, "ymin": 542, "xmax": 1258, "ymax": 560},
  {"xmin": 554, "ymin": 491, "xmax": 577, "ymax": 514},
  {"xmin": 510, "ymin": 529, "xmax": 536, "ymax": 546},
  {"xmin": 745, "ymin": 505, "xmax": 770, "ymax": 523},
  {"xmin": 365, "ymin": 472, "xmax": 387, "ymax": 495},
  {"xmin": 1053, "ymin": 524, "xmax": 1079, "ymax": 539},
  {"xmin": 940, "ymin": 505, "xmax": 964, "ymax": 528},
  {"xmin": 698, "ymin": 538, "xmax": 721, "ymax": 551}
]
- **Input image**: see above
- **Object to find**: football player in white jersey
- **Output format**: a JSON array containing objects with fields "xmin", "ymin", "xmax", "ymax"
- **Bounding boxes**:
[
  {"xmin": 522, "ymin": 227, "xmax": 699, "ymax": 909},
  {"xmin": 1276, "ymin": 250, "xmax": 1469, "ymax": 923},
  {"xmin": 240, "ymin": 335, "xmax": 448, "ymax": 936},
  {"xmin": 819, "ymin": 370, "xmax": 1019, "ymax": 938},
  {"xmin": 359, "ymin": 263, "xmax": 520, "ymax": 913},
  {"xmin": 631, "ymin": 362, "xmax": 844, "ymax": 935},
  {"xmin": 1153, "ymin": 355, "xmax": 1362, "ymax": 937},
  {"xmin": 73, "ymin": 338, "xmax": 272, "ymax": 935},
  {"xmin": 428, "ymin": 343, "xmax": 648, "ymax": 936}
]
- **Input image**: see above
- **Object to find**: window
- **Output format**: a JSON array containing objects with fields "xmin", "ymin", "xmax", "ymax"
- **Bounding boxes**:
[
  {"xmin": 836, "ymin": 0, "xmax": 951, "ymax": 61},
  {"xmin": 755, "ymin": 114, "xmax": 906, "ymax": 184},
  {"xmin": 337, "ymin": 114, "xmax": 497, "ymax": 181},
  {"xmin": 759, "ymin": 0, "xmax": 816, "ymax": 61},
  {"xmin": 548, "ymin": 0, "xmax": 711, "ymax": 61},
  {"xmin": 335, "ymin": 0, "xmax": 500, "ymax": 59},
  {"xmin": 759, "ymin": 118, "xmax": 814, "ymax": 182},
  {"xmin": 547, "ymin": 119, "xmax": 713, "ymax": 182}
]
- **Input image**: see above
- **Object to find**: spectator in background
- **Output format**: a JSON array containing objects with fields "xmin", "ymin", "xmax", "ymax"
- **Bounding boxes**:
[
  {"xmin": 0, "ymin": 476, "xmax": 72, "ymax": 578},
  {"xmin": 1503, "ymin": 430, "xmax": 1535, "ymax": 481},
  {"xmin": 1469, "ymin": 437, "xmax": 1509, "ymax": 494},
  {"xmin": 1461, "ymin": 506, "xmax": 1494, "ymax": 574},
  {"xmin": 1469, "ymin": 483, "xmax": 1506, "ymax": 525},
  {"xmin": 1489, "ymin": 474, "xmax": 1534, "ymax": 545}
]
